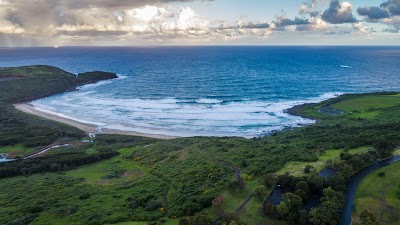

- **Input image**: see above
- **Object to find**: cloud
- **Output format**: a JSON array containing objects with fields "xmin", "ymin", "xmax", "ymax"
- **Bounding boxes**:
[
  {"xmin": 321, "ymin": 1, "xmax": 357, "ymax": 24},
  {"xmin": 380, "ymin": 0, "xmax": 400, "ymax": 16},
  {"xmin": 357, "ymin": 0, "xmax": 400, "ymax": 20},
  {"xmin": 296, "ymin": 17, "xmax": 328, "ymax": 31},
  {"xmin": 352, "ymin": 22, "xmax": 372, "ymax": 34},
  {"xmin": 357, "ymin": 6, "xmax": 389, "ymax": 20},
  {"xmin": 356, "ymin": 0, "xmax": 400, "ymax": 32},
  {"xmin": 273, "ymin": 17, "xmax": 310, "ymax": 27}
]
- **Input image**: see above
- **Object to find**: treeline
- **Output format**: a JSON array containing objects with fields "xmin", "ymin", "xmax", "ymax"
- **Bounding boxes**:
[{"xmin": 0, "ymin": 151, "xmax": 119, "ymax": 178}]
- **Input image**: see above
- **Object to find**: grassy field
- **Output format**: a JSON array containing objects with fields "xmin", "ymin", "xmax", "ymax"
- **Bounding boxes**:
[
  {"xmin": 0, "ymin": 144, "xmax": 34, "ymax": 158},
  {"xmin": 332, "ymin": 94, "xmax": 400, "ymax": 119},
  {"xmin": 275, "ymin": 146, "xmax": 371, "ymax": 176},
  {"xmin": 352, "ymin": 161, "xmax": 400, "ymax": 225}
]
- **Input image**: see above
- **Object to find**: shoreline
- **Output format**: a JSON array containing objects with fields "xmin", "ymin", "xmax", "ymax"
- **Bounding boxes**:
[{"xmin": 14, "ymin": 103, "xmax": 178, "ymax": 140}]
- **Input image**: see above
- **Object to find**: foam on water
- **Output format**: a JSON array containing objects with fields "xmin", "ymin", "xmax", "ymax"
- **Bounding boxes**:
[{"xmin": 32, "ymin": 90, "xmax": 342, "ymax": 137}]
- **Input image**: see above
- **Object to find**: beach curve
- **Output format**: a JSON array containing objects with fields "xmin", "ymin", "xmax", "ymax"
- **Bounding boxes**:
[{"xmin": 14, "ymin": 103, "xmax": 178, "ymax": 140}]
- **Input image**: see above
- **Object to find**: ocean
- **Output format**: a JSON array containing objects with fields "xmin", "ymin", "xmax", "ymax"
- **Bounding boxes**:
[{"xmin": 1, "ymin": 46, "xmax": 400, "ymax": 137}]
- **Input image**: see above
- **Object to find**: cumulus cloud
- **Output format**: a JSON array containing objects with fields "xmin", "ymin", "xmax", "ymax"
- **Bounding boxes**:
[
  {"xmin": 352, "ymin": 22, "xmax": 372, "ymax": 34},
  {"xmin": 322, "ymin": 1, "xmax": 357, "ymax": 24},
  {"xmin": 357, "ymin": 0, "xmax": 400, "ymax": 32},
  {"xmin": 357, "ymin": 0, "xmax": 400, "ymax": 20},
  {"xmin": 357, "ymin": 6, "xmax": 389, "ymax": 20},
  {"xmin": 296, "ymin": 17, "xmax": 328, "ymax": 31}
]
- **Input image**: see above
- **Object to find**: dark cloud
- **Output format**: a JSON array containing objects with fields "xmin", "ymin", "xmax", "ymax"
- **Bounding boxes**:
[
  {"xmin": 357, "ymin": 0, "xmax": 400, "ymax": 20},
  {"xmin": 321, "ymin": 1, "xmax": 357, "ymax": 24},
  {"xmin": 357, "ymin": 6, "xmax": 389, "ymax": 20},
  {"xmin": 380, "ymin": 0, "xmax": 400, "ymax": 15},
  {"xmin": 238, "ymin": 22, "xmax": 270, "ymax": 29},
  {"xmin": 274, "ymin": 17, "xmax": 310, "ymax": 27}
]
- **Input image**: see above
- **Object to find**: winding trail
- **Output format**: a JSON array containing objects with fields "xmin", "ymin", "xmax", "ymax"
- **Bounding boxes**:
[
  {"xmin": 0, "ymin": 144, "xmax": 71, "ymax": 162},
  {"xmin": 211, "ymin": 160, "xmax": 254, "ymax": 225}
]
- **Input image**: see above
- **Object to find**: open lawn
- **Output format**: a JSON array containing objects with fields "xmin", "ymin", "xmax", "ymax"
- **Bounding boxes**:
[
  {"xmin": 0, "ymin": 144, "xmax": 34, "ymax": 157},
  {"xmin": 352, "ymin": 161, "xmax": 400, "ymax": 225},
  {"xmin": 275, "ymin": 146, "xmax": 371, "ymax": 176},
  {"xmin": 332, "ymin": 94, "xmax": 400, "ymax": 119}
]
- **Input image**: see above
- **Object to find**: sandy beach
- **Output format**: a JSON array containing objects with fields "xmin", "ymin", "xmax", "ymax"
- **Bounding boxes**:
[{"xmin": 14, "ymin": 103, "xmax": 178, "ymax": 140}]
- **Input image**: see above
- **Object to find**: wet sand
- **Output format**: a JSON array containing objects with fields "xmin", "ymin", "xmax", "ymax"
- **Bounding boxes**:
[{"xmin": 14, "ymin": 103, "xmax": 178, "ymax": 140}]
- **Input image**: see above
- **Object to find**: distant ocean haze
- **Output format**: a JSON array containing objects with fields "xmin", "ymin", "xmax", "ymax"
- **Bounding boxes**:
[{"xmin": 1, "ymin": 46, "xmax": 400, "ymax": 137}]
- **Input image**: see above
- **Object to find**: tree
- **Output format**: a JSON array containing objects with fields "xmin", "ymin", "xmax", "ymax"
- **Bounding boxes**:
[
  {"xmin": 277, "ymin": 172, "xmax": 293, "ymax": 187},
  {"xmin": 254, "ymin": 185, "xmax": 269, "ymax": 200},
  {"xmin": 307, "ymin": 174, "xmax": 325, "ymax": 193},
  {"xmin": 337, "ymin": 162, "xmax": 353, "ymax": 180},
  {"xmin": 179, "ymin": 218, "xmax": 190, "ymax": 225},
  {"xmin": 228, "ymin": 178, "xmax": 244, "ymax": 193},
  {"xmin": 309, "ymin": 187, "xmax": 343, "ymax": 225},
  {"xmin": 327, "ymin": 173, "xmax": 346, "ymax": 191},
  {"xmin": 295, "ymin": 189, "xmax": 308, "ymax": 201},
  {"xmin": 359, "ymin": 210, "xmax": 376, "ymax": 225},
  {"xmin": 262, "ymin": 173, "xmax": 277, "ymax": 188},
  {"xmin": 298, "ymin": 209, "xmax": 310, "ymax": 225},
  {"xmin": 295, "ymin": 181, "xmax": 310, "ymax": 199},
  {"xmin": 221, "ymin": 212, "xmax": 239, "ymax": 224},
  {"xmin": 263, "ymin": 202, "xmax": 280, "ymax": 219},
  {"xmin": 189, "ymin": 213, "xmax": 212, "ymax": 225},
  {"xmin": 373, "ymin": 139, "xmax": 396, "ymax": 159},
  {"xmin": 241, "ymin": 159, "xmax": 248, "ymax": 168},
  {"xmin": 304, "ymin": 165, "xmax": 314, "ymax": 174},
  {"xmin": 277, "ymin": 202, "xmax": 289, "ymax": 218}
]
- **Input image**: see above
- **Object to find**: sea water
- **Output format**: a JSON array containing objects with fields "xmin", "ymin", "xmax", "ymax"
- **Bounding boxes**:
[{"xmin": 1, "ymin": 46, "xmax": 399, "ymax": 137}]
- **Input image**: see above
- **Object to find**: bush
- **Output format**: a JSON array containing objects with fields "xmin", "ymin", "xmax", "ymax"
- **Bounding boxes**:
[
  {"xmin": 378, "ymin": 172, "xmax": 386, "ymax": 177},
  {"xmin": 146, "ymin": 199, "xmax": 163, "ymax": 211},
  {"xmin": 304, "ymin": 165, "xmax": 314, "ymax": 174}
]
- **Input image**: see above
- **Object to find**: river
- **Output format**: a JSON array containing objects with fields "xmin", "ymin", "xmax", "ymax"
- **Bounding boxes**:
[{"xmin": 341, "ymin": 155, "xmax": 400, "ymax": 225}]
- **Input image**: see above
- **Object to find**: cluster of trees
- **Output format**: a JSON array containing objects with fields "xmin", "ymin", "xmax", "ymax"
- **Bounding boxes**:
[
  {"xmin": 262, "ymin": 171, "xmax": 343, "ymax": 225},
  {"xmin": 260, "ymin": 142, "xmax": 399, "ymax": 225},
  {"xmin": 0, "ymin": 151, "xmax": 119, "ymax": 178}
]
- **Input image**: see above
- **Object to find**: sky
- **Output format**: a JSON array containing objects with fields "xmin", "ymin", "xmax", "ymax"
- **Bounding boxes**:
[{"xmin": 0, "ymin": 0, "xmax": 399, "ymax": 46}]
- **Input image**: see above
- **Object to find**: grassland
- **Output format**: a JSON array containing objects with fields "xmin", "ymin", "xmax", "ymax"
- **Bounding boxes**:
[
  {"xmin": 0, "ymin": 145, "xmax": 34, "ymax": 158},
  {"xmin": 275, "ymin": 146, "xmax": 371, "ymax": 176},
  {"xmin": 2, "ymin": 66, "xmax": 400, "ymax": 224},
  {"xmin": 352, "ymin": 161, "xmax": 400, "ymax": 225}
]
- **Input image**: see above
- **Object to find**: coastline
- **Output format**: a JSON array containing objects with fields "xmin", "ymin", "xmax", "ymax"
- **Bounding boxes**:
[{"xmin": 14, "ymin": 103, "xmax": 178, "ymax": 140}]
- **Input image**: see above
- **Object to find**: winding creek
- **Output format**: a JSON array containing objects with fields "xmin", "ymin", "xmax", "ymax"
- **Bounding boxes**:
[{"xmin": 340, "ymin": 155, "xmax": 400, "ymax": 225}]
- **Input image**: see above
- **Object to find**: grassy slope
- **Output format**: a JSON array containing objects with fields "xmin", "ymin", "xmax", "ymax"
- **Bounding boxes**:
[
  {"xmin": 352, "ymin": 161, "xmax": 400, "ymax": 225},
  {"xmin": 275, "ymin": 146, "xmax": 371, "ymax": 176}
]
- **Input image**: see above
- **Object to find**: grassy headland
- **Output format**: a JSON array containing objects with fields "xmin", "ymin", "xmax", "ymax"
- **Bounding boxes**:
[{"xmin": 1, "ymin": 66, "xmax": 400, "ymax": 225}]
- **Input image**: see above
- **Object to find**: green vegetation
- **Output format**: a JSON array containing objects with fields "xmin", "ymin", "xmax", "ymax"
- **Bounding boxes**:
[
  {"xmin": 1, "ymin": 66, "xmax": 400, "ymax": 225},
  {"xmin": 275, "ymin": 146, "xmax": 371, "ymax": 176},
  {"xmin": 352, "ymin": 161, "xmax": 400, "ymax": 225},
  {"xmin": 0, "ymin": 145, "xmax": 34, "ymax": 158}
]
